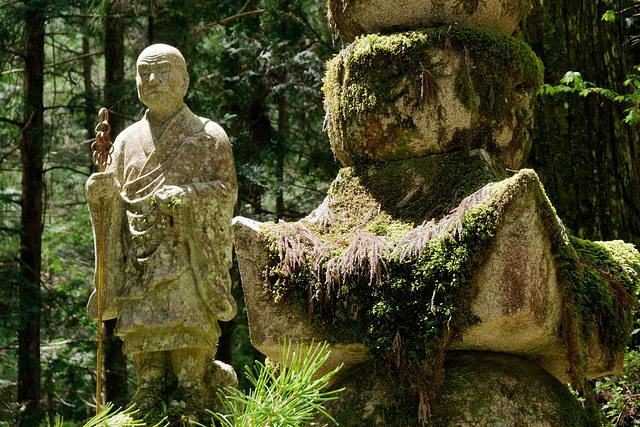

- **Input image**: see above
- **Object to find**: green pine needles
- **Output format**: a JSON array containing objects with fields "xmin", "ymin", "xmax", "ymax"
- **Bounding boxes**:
[
  {"xmin": 48, "ymin": 403, "xmax": 166, "ymax": 427},
  {"xmin": 46, "ymin": 341, "xmax": 340, "ymax": 427},
  {"xmin": 211, "ymin": 340, "xmax": 343, "ymax": 427}
]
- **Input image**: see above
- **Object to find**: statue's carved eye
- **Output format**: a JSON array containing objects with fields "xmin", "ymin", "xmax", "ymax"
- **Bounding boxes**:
[
  {"xmin": 138, "ymin": 66, "xmax": 150, "ymax": 81},
  {"xmin": 155, "ymin": 64, "xmax": 171, "ymax": 75}
]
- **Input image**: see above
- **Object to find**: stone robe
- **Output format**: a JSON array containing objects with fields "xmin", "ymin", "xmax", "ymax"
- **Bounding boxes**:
[{"xmin": 87, "ymin": 104, "xmax": 237, "ymax": 354}]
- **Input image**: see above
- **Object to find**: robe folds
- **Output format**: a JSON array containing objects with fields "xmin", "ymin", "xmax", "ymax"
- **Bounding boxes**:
[{"xmin": 87, "ymin": 104, "xmax": 238, "ymax": 354}]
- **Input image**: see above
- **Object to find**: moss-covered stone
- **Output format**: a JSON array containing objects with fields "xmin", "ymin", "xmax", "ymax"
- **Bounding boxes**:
[
  {"xmin": 431, "ymin": 351, "xmax": 598, "ymax": 426},
  {"xmin": 554, "ymin": 235, "xmax": 640, "ymax": 384},
  {"xmin": 249, "ymin": 164, "xmax": 639, "ymax": 424},
  {"xmin": 317, "ymin": 351, "xmax": 598, "ymax": 426},
  {"xmin": 323, "ymin": 26, "xmax": 543, "ymax": 167}
]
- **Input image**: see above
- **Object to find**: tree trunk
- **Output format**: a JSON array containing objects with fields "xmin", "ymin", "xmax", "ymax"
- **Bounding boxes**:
[
  {"xmin": 103, "ymin": 5, "xmax": 128, "ymax": 406},
  {"xmin": 104, "ymin": 6, "xmax": 125, "ymax": 139},
  {"xmin": 17, "ymin": 1, "xmax": 45, "ymax": 425},
  {"xmin": 103, "ymin": 320, "xmax": 127, "ymax": 406},
  {"xmin": 523, "ymin": 0, "xmax": 640, "ymax": 247},
  {"xmin": 216, "ymin": 319, "xmax": 236, "ymax": 365},
  {"xmin": 82, "ymin": 34, "xmax": 93, "ymax": 142},
  {"xmin": 276, "ymin": 96, "xmax": 287, "ymax": 219}
]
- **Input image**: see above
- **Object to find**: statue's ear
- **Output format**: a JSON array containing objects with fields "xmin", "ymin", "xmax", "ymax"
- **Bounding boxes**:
[{"xmin": 181, "ymin": 72, "xmax": 190, "ymax": 98}]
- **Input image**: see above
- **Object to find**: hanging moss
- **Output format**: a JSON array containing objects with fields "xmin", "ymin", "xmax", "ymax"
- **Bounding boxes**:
[
  {"xmin": 257, "ymin": 162, "xmax": 639, "ymax": 424},
  {"xmin": 550, "ymin": 234, "xmax": 640, "ymax": 386}
]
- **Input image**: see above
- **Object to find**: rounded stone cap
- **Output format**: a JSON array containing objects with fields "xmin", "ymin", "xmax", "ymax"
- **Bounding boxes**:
[
  {"xmin": 317, "ymin": 351, "xmax": 595, "ymax": 425},
  {"xmin": 431, "ymin": 351, "xmax": 595, "ymax": 425},
  {"xmin": 323, "ymin": 26, "xmax": 543, "ymax": 168},
  {"xmin": 328, "ymin": 0, "xmax": 528, "ymax": 41}
]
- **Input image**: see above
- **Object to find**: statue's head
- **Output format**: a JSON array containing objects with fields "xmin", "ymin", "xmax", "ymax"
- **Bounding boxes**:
[{"xmin": 136, "ymin": 44, "xmax": 189, "ymax": 109}]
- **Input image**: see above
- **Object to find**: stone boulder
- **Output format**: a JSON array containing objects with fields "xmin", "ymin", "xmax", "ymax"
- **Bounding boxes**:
[
  {"xmin": 316, "ymin": 351, "xmax": 595, "ymax": 426},
  {"xmin": 324, "ymin": 27, "xmax": 543, "ymax": 168},
  {"xmin": 328, "ymin": 0, "xmax": 529, "ymax": 41}
]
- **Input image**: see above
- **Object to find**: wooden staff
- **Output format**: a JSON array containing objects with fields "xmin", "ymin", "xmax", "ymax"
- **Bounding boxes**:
[{"xmin": 91, "ymin": 108, "xmax": 113, "ymax": 414}]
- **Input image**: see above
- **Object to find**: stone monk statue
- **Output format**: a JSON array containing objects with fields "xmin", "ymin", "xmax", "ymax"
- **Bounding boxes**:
[{"xmin": 86, "ymin": 44, "xmax": 238, "ymax": 410}]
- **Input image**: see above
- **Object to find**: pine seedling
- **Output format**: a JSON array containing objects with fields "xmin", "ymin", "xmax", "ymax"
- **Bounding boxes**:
[
  {"xmin": 48, "ymin": 403, "xmax": 167, "ymax": 427},
  {"xmin": 211, "ymin": 340, "xmax": 343, "ymax": 427}
]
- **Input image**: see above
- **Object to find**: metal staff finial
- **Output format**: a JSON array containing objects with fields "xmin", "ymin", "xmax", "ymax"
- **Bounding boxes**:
[
  {"xmin": 92, "ymin": 107, "xmax": 112, "ymax": 414},
  {"xmin": 93, "ymin": 108, "xmax": 113, "ymax": 173}
]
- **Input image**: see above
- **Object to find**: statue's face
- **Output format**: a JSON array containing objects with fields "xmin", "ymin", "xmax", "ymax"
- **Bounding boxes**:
[{"xmin": 136, "ymin": 46, "xmax": 188, "ymax": 109}]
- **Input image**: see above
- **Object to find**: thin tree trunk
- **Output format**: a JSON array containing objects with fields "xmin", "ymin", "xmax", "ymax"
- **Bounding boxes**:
[
  {"xmin": 82, "ymin": 35, "xmax": 93, "ymax": 142},
  {"xmin": 103, "ymin": 5, "xmax": 127, "ymax": 406},
  {"xmin": 276, "ymin": 95, "xmax": 289, "ymax": 219},
  {"xmin": 216, "ymin": 320, "xmax": 235, "ymax": 365},
  {"xmin": 104, "ymin": 7, "xmax": 125, "ymax": 137},
  {"xmin": 523, "ymin": 0, "xmax": 640, "ymax": 246},
  {"xmin": 17, "ymin": 1, "xmax": 45, "ymax": 425},
  {"xmin": 103, "ymin": 320, "xmax": 127, "ymax": 405}
]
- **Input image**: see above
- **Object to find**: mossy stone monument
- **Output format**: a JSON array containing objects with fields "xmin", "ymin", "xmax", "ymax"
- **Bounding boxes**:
[
  {"xmin": 233, "ymin": 2, "xmax": 640, "ymax": 426},
  {"xmin": 86, "ymin": 44, "xmax": 238, "ymax": 421}
]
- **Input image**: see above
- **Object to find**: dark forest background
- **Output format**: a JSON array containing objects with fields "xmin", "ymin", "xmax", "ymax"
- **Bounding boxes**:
[{"xmin": 0, "ymin": 0, "xmax": 639, "ymax": 425}]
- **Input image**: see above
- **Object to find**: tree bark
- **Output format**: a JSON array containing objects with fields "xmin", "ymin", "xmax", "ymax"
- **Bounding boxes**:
[
  {"xmin": 523, "ymin": 0, "xmax": 640, "ymax": 247},
  {"xmin": 103, "ymin": 5, "xmax": 127, "ymax": 406},
  {"xmin": 216, "ymin": 319, "xmax": 236, "ymax": 365},
  {"xmin": 82, "ymin": 35, "xmax": 93, "ymax": 142},
  {"xmin": 276, "ymin": 96, "xmax": 287, "ymax": 219},
  {"xmin": 103, "ymin": 320, "xmax": 127, "ymax": 406},
  {"xmin": 17, "ymin": 1, "xmax": 45, "ymax": 425}
]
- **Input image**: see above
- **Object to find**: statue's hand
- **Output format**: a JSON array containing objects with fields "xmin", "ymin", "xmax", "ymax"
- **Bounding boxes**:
[
  {"xmin": 85, "ymin": 171, "xmax": 119, "ymax": 203},
  {"xmin": 153, "ymin": 185, "xmax": 189, "ymax": 215}
]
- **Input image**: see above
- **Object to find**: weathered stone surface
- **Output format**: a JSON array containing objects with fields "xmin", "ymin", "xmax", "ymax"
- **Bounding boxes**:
[
  {"xmin": 323, "ymin": 27, "xmax": 542, "ymax": 168},
  {"xmin": 229, "ymin": 4, "xmax": 640, "ymax": 424},
  {"xmin": 234, "ymin": 167, "xmax": 637, "ymax": 392},
  {"xmin": 316, "ymin": 352, "xmax": 593, "ymax": 426},
  {"xmin": 448, "ymin": 170, "xmax": 625, "ymax": 383},
  {"xmin": 232, "ymin": 216, "xmax": 369, "ymax": 385},
  {"xmin": 328, "ymin": 0, "xmax": 528, "ymax": 41},
  {"xmin": 202, "ymin": 360, "xmax": 238, "ymax": 414},
  {"xmin": 85, "ymin": 44, "xmax": 238, "ymax": 410},
  {"xmin": 432, "ymin": 351, "xmax": 594, "ymax": 426}
]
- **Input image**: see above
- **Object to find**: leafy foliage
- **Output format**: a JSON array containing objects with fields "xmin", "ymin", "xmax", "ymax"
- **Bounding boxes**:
[
  {"xmin": 540, "ymin": 0, "xmax": 640, "ymax": 125},
  {"xmin": 539, "ymin": 70, "xmax": 640, "ymax": 124},
  {"xmin": 596, "ymin": 349, "xmax": 640, "ymax": 426},
  {"xmin": 212, "ymin": 340, "xmax": 342, "ymax": 427}
]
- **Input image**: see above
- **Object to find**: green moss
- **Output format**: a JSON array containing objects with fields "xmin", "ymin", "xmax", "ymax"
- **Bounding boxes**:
[
  {"xmin": 323, "ymin": 25, "xmax": 544, "ymax": 165},
  {"xmin": 558, "ymin": 237, "xmax": 640, "ymax": 364},
  {"xmin": 329, "ymin": 151, "xmax": 508, "ymax": 231},
  {"xmin": 259, "ymin": 158, "xmax": 513, "ymax": 410},
  {"xmin": 430, "ymin": 352, "xmax": 597, "ymax": 426},
  {"xmin": 137, "ymin": 389, "xmax": 207, "ymax": 426},
  {"xmin": 258, "ymin": 165, "xmax": 639, "ymax": 423},
  {"xmin": 518, "ymin": 174, "xmax": 640, "ymax": 388}
]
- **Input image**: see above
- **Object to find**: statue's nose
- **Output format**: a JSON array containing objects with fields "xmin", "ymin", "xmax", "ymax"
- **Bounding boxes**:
[{"xmin": 149, "ymin": 72, "xmax": 157, "ymax": 83}]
